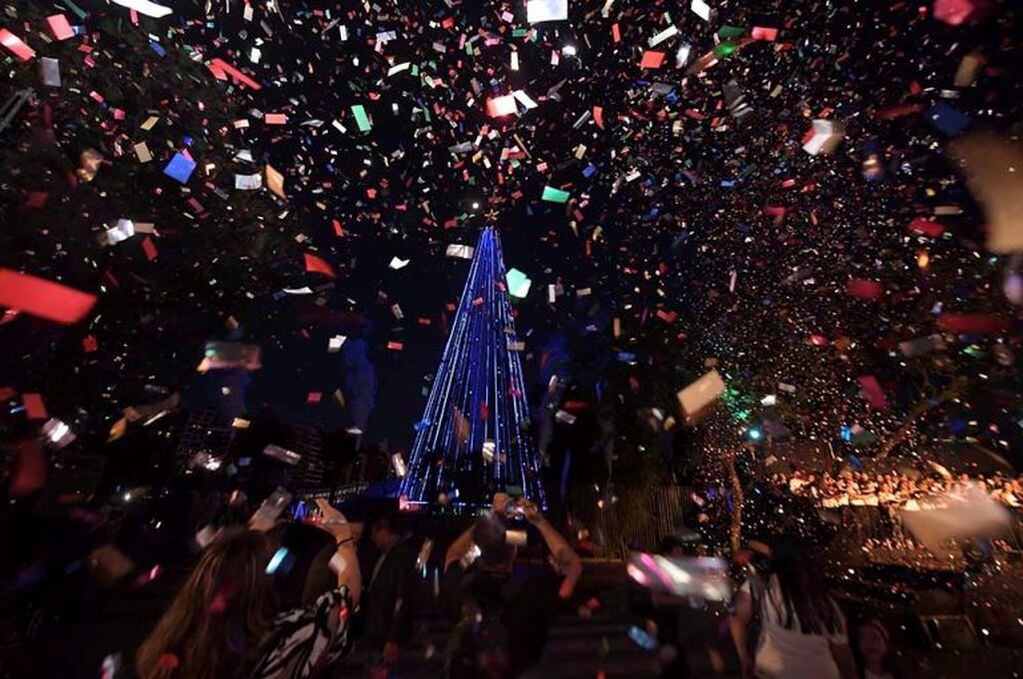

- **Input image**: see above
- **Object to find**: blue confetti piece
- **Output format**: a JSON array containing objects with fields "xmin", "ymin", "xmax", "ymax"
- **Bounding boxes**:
[
  {"xmin": 149, "ymin": 41, "xmax": 166, "ymax": 57},
  {"xmin": 266, "ymin": 547, "xmax": 291, "ymax": 575},
  {"xmin": 163, "ymin": 153, "xmax": 196, "ymax": 184},
  {"xmin": 925, "ymin": 102, "xmax": 970, "ymax": 136},
  {"xmin": 627, "ymin": 625, "xmax": 657, "ymax": 651}
]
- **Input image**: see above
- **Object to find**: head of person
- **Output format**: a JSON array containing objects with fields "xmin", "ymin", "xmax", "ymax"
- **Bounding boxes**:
[
  {"xmin": 472, "ymin": 513, "xmax": 517, "ymax": 573},
  {"xmin": 768, "ymin": 537, "xmax": 843, "ymax": 635},
  {"xmin": 136, "ymin": 530, "xmax": 275, "ymax": 678},
  {"xmin": 856, "ymin": 618, "xmax": 889, "ymax": 663},
  {"xmin": 370, "ymin": 510, "xmax": 405, "ymax": 552},
  {"xmin": 855, "ymin": 618, "xmax": 900, "ymax": 675}
]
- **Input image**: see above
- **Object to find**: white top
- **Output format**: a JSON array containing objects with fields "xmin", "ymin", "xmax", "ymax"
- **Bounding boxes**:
[{"xmin": 740, "ymin": 576, "xmax": 847, "ymax": 679}]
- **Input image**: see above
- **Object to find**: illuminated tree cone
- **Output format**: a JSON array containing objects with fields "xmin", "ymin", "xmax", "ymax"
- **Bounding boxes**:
[{"xmin": 400, "ymin": 227, "xmax": 546, "ymax": 509}]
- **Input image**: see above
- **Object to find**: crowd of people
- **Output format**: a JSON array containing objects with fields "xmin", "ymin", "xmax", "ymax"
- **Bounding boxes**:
[
  {"xmin": 127, "ymin": 489, "xmax": 912, "ymax": 679},
  {"xmin": 7, "ymin": 422, "xmax": 1021, "ymax": 678},
  {"xmin": 132, "ymin": 492, "xmax": 586, "ymax": 679},
  {"xmin": 764, "ymin": 468, "xmax": 1023, "ymax": 567},
  {"xmin": 772, "ymin": 469, "xmax": 1023, "ymax": 511}
]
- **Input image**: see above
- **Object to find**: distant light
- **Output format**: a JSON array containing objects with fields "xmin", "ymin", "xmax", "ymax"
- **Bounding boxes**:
[
  {"xmin": 562, "ymin": 45, "xmax": 577, "ymax": 56},
  {"xmin": 747, "ymin": 428, "xmax": 763, "ymax": 441},
  {"xmin": 472, "ymin": 202, "xmax": 480, "ymax": 209}
]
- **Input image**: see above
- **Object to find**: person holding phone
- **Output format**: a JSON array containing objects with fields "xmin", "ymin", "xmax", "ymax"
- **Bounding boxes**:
[
  {"xmin": 442, "ymin": 493, "xmax": 582, "ymax": 677},
  {"xmin": 136, "ymin": 497, "xmax": 361, "ymax": 678}
]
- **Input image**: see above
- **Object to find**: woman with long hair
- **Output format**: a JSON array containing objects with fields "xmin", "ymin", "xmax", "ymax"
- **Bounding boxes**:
[
  {"xmin": 729, "ymin": 539, "xmax": 857, "ymax": 679},
  {"xmin": 137, "ymin": 499, "xmax": 360, "ymax": 678}
]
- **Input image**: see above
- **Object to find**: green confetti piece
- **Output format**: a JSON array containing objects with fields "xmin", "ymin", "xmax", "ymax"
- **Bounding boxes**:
[
  {"xmin": 512, "ymin": 28, "xmax": 528, "ymax": 37},
  {"xmin": 506, "ymin": 268, "xmax": 531, "ymax": 298},
  {"xmin": 542, "ymin": 186, "xmax": 570, "ymax": 203},
  {"xmin": 714, "ymin": 41, "xmax": 739, "ymax": 58},
  {"xmin": 717, "ymin": 25, "xmax": 747, "ymax": 39},
  {"xmin": 851, "ymin": 431, "xmax": 877, "ymax": 446},
  {"xmin": 62, "ymin": 0, "xmax": 87, "ymax": 20},
  {"xmin": 351, "ymin": 104, "xmax": 372, "ymax": 132}
]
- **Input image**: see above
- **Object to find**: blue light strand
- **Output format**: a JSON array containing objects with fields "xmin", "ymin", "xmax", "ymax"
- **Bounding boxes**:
[{"xmin": 400, "ymin": 227, "xmax": 546, "ymax": 509}]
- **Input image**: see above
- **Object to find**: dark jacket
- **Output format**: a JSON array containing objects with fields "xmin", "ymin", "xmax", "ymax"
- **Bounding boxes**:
[{"xmin": 360, "ymin": 535, "xmax": 419, "ymax": 647}]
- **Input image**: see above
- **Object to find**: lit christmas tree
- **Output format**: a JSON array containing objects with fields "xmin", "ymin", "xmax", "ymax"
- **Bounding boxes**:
[{"xmin": 400, "ymin": 227, "xmax": 546, "ymax": 509}]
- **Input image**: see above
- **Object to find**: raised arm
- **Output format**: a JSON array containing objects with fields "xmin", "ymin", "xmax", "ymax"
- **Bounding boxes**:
[
  {"xmin": 523, "ymin": 501, "xmax": 583, "ymax": 599},
  {"xmin": 314, "ymin": 499, "xmax": 362, "ymax": 604},
  {"xmin": 444, "ymin": 523, "xmax": 477, "ymax": 571}
]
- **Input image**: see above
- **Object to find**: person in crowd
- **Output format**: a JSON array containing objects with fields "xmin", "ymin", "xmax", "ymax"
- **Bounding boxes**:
[
  {"xmin": 729, "ymin": 538, "xmax": 857, "ymax": 679},
  {"xmin": 136, "ymin": 499, "xmax": 360, "ymax": 678},
  {"xmin": 442, "ymin": 493, "xmax": 582, "ymax": 677},
  {"xmin": 360, "ymin": 510, "xmax": 419, "ymax": 676},
  {"xmin": 853, "ymin": 618, "xmax": 902, "ymax": 679}
]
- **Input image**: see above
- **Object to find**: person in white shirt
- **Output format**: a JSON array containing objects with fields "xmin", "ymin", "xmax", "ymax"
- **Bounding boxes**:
[{"xmin": 729, "ymin": 539, "xmax": 857, "ymax": 679}]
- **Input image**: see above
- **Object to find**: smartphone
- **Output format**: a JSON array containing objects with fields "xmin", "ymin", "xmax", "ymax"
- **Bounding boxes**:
[
  {"xmin": 291, "ymin": 499, "xmax": 309, "ymax": 521},
  {"xmin": 251, "ymin": 487, "xmax": 292, "ymax": 527},
  {"xmin": 503, "ymin": 498, "xmax": 527, "ymax": 521}
]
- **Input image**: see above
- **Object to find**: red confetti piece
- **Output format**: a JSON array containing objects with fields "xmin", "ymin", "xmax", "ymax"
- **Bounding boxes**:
[
  {"xmin": 846, "ymin": 279, "xmax": 883, "ymax": 299},
  {"xmin": 751, "ymin": 26, "xmax": 778, "ymax": 41},
  {"xmin": 874, "ymin": 103, "xmax": 924, "ymax": 120},
  {"xmin": 858, "ymin": 375, "xmax": 889, "ymax": 410},
  {"xmin": 933, "ymin": 0, "xmax": 991, "ymax": 26},
  {"xmin": 908, "ymin": 217, "xmax": 945, "ymax": 237},
  {"xmin": 0, "ymin": 29, "xmax": 36, "ymax": 62},
  {"xmin": 303, "ymin": 252, "xmax": 336, "ymax": 278},
  {"xmin": 656, "ymin": 309, "xmax": 678, "ymax": 324},
  {"xmin": 45, "ymin": 15, "xmax": 74, "ymax": 41},
  {"xmin": 937, "ymin": 313, "xmax": 1010, "ymax": 334},
  {"xmin": 141, "ymin": 236, "xmax": 158, "ymax": 261},
  {"xmin": 0, "ymin": 268, "xmax": 97, "ymax": 325},
  {"xmin": 206, "ymin": 58, "xmax": 262, "ymax": 90},
  {"xmin": 639, "ymin": 51, "xmax": 665, "ymax": 69},
  {"xmin": 23, "ymin": 393, "xmax": 48, "ymax": 420}
]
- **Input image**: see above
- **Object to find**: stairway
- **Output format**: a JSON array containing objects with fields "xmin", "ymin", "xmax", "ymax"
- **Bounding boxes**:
[{"xmin": 333, "ymin": 608, "xmax": 662, "ymax": 678}]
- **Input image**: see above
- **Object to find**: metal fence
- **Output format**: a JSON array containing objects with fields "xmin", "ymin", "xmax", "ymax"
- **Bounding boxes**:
[{"xmin": 567, "ymin": 484, "xmax": 698, "ymax": 558}]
